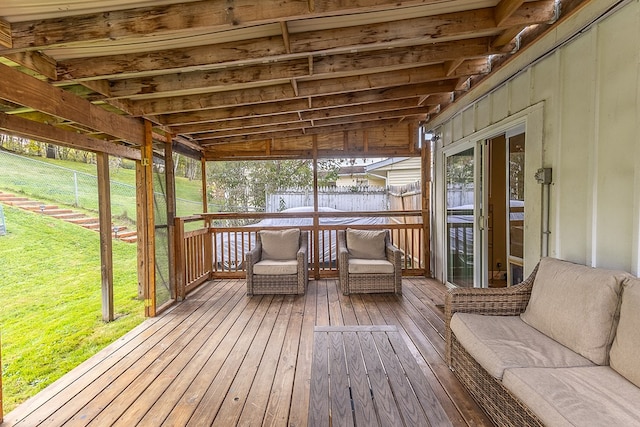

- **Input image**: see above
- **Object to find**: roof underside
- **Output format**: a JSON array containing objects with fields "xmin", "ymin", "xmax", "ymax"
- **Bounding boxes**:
[{"xmin": 0, "ymin": 0, "xmax": 587, "ymax": 160}]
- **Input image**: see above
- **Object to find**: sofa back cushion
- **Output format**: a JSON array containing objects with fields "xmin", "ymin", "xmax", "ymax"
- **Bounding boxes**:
[
  {"xmin": 260, "ymin": 229, "xmax": 300, "ymax": 261},
  {"xmin": 610, "ymin": 277, "xmax": 640, "ymax": 387},
  {"xmin": 346, "ymin": 228, "xmax": 387, "ymax": 259},
  {"xmin": 520, "ymin": 257, "xmax": 627, "ymax": 365}
]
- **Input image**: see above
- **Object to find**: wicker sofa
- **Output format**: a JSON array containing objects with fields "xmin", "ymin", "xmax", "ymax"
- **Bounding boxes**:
[{"xmin": 445, "ymin": 257, "xmax": 640, "ymax": 427}]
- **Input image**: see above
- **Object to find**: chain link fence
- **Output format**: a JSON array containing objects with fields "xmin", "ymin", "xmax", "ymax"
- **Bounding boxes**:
[{"xmin": 0, "ymin": 150, "xmax": 206, "ymax": 225}]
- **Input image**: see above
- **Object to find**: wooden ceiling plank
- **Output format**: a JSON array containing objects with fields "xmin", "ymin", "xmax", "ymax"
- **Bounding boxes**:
[
  {"xmin": 54, "ymin": 3, "xmax": 549, "ymax": 81},
  {"xmin": 0, "ymin": 112, "xmax": 141, "ymax": 160},
  {"xmin": 135, "ymin": 78, "xmax": 455, "ymax": 116},
  {"xmin": 199, "ymin": 118, "xmax": 405, "ymax": 145},
  {"xmin": 161, "ymin": 92, "xmax": 453, "ymax": 126},
  {"xmin": 289, "ymin": 2, "xmax": 555, "ymax": 53},
  {"xmin": 57, "ymin": 37, "xmax": 288, "ymax": 81},
  {"xmin": 298, "ymin": 59, "xmax": 489, "ymax": 97},
  {"xmin": 159, "ymin": 99, "xmax": 311, "ymax": 125},
  {"xmin": 495, "ymin": 0, "xmax": 526, "ymax": 27},
  {"xmin": 173, "ymin": 112, "xmax": 303, "ymax": 134},
  {"xmin": 105, "ymin": 39, "xmax": 494, "ymax": 102},
  {"xmin": 0, "ymin": 63, "xmax": 144, "ymax": 145},
  {"xmin": 3, "ymin": 0, "xmax": 461, "ymax": 53},
  {"xmin": 312, "ymin": 37, "xmax": 496, "ymax": 75},
  {"xmin": 310, "ymin": 107, "xmax": 427, "ymax": 127},
  {"xmin": 0, "ymin": 18, "xmax": 12, "ymax": 48},
  {"xmin": 176, "ymin": 101, "xmax": 425, "ymax": 134},
  {"xmin": 108, "ymin": 58, "xmax": 310, "ymax": 98},
  {"xmin": 194, "ymin": 120, "xmax": 313, "ymax": 140}
]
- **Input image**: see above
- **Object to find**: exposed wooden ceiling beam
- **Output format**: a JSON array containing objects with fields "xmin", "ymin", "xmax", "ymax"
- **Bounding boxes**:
[
  {"xmin": 135, "ymin": 79, "xmax": 457, "ymax": 116},
  {"xmin": 174, "ymin": 101, "xmax": 428, "ymax": 135},
  {"xmin": 3, "ymin": 51, "xmax": 56, "ymax": 80},
  {"xmin": 0, "ymin": 62, "xmax": 144, "ymax": 145},
  {"xmin": 105, "ymin": 38, "xmax": 495, "ymax": 100},
  {"xmin": 54, "ymin": 4, "xmax": 553, "ymax": 81},
  {"xmin": 199, "ymin": 118, "xmax": 407, "ymax": 145},
  {"xmin": 0, "ymin": 112, "xmax": 141, "ymax": 160},
  {"xmin": 190, "ymin": 100, "xmax": 420, "ymax": 132},
  {"xmin": 288, "ymin": 2, "xmax": 554, "ymax": 53},
  {"xmin": 3, "ymin": 0, "xmax": 454, "ymax": 52}
]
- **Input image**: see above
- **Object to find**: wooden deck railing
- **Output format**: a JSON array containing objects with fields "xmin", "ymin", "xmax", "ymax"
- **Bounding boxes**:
[{"xmin": 175, "ymin": 211, "xmax": 427, "ymax": 297}]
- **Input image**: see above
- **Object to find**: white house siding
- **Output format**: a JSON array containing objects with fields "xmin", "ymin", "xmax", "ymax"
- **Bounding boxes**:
[
  {"xmin": 387, "ymin": 170, "xmax": 420, "ymax": 186},
  {"xmin": 369, "ymin": 157, "xmax": 422, "ymax": 186},
  {"xmin": 430, "ymin": 0, "xmax": 640, "ymax": 281}
]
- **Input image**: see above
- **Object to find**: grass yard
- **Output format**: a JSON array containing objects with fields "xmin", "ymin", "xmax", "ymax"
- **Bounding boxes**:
[
  {"xmin": 0, "ymin": 205, "xmax": 145, "ymax": 413},
  {"xmin": 0, "ymin": 152, "xmax": 211, "ymax": 225}
]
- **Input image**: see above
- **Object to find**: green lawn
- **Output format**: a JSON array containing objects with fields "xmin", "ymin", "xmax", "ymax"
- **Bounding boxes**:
[
  {"xmin": 0, "ymin": 152, "xmax": 212, "ymax": 224},
  {"xmin": 0, "ymin": 205, "xmax": 145, "ymax": 413}
]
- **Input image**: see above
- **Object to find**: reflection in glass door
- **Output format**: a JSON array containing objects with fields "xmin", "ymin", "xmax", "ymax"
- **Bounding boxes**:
[
  {"xmin": 445, "ymin": 147, "xmax": 477, "ymax": 287},
  {"xmin": 507, "ymin": 132, "xmax": 525, "ymax": 284}
]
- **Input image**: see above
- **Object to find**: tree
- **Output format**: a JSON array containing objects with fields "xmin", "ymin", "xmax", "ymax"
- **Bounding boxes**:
[{"xmin": 207, "ymin": 160, "xmax": 312, "ymax": 212}]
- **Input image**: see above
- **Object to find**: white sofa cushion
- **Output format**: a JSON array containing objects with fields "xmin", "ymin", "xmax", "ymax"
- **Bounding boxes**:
[
  {"xmin": 610, "ymin": 277, "xmax": 640, "ymax": 388},
  {"xmin": 346, "ymin": 228, "xmax": 386, "ymax": 259},
  {"xmin": 347, "ymin": 258, "xmax": 394, "ymax": 274},
  {"xmin": 451, "ymin": 313, "xmax": 593, "ymax": 379},
  {"xmin": 520, "ymin": 257, "xmax": 628, "ymax": 365},
  {"xmin": 253, "ymin": 259, "xmax": 298, "ymax": 275},
  {"xmin": 503, "ymin": 366, "xmax": 640, "ymax": 427},
  {"xmin": 260, "ymin": 229, "xmax": 300, "ymax": 261}
]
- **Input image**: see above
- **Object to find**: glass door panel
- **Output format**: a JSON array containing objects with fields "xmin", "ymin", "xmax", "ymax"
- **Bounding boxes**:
[
  {"xmin": 507, "ymin": 132, "xmax": 525, "ymax": 284},
  {"xmin": 446, "ymin": 147, "xmax": 476, "ymax": 287}
]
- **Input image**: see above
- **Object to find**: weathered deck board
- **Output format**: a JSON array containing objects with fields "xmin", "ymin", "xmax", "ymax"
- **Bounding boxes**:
[{"xmin": 4, "ymin": 278, "xmax": 493, "ymax": 427}]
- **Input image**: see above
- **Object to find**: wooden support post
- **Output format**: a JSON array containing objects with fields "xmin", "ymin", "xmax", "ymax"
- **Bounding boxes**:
[
  {"xmin": 201, "ymin": 157, "xmax": 208, "ymax": 213},
  {"xmin": 421, "ymin": 135, "xmax": 431, "ymax": 277},
  {"xmin": 96, "ymin": 152, "xmax": 114, "ymax": 322},
  {"xmin": 312, "ymin": 136, "xmax": 320, "ymax": 280},
  {"xmin": 142, "ymin": 120, "xmax": 156, "ymax": 316}
]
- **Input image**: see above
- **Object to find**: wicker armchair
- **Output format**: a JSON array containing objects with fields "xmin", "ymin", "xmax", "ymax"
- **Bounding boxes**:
[
  {"xmin": 337, "ymin": 229, "xmax": 402, "ymax": 295},
  {"xmin": 245, "ymin": 229, "xmax": 308, "ymax": 296},
  {"xmin": 444, "ymin": 263, "xmax": 542, "ymax": 427}
]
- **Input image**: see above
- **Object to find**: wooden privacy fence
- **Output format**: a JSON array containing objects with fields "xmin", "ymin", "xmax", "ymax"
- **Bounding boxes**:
[{"xmin": 175, "ymin": 210, "xmax": 427, "ymax": 298}]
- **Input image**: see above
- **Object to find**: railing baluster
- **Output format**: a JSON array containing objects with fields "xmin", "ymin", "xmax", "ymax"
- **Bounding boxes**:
[{"xmin": 174, "ymin": 211, "xmax": 426, "ymax": 294}]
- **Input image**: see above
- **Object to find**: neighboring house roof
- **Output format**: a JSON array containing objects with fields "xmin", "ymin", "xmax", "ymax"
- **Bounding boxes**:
[
  {"xmin": 366, "ymin": 157, "xmax": 421, "ymax": 172},
  {"xmin": 337, "ymin": 165, "xmax": 367, "ymax": 176}
]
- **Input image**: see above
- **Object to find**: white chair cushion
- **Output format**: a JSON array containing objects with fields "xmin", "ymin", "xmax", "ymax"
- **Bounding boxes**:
[
  {"xmin": 347, "ymin": 258, "xmax": 394, "ymax": 274},
  {"xmin": 451, "ymin": 313, "xmax": 593, "ymax": 380},
  {"xmin": 260, "ymin": 229, "xmax": 300, "ymax": 261},
  {"xmin": 346, "ymin": 228, "xmax": 386, "ymax": 259},
  {"xmin": 520, "ymin": 257, "xmax": 629, "ymax": 365},
  {"xmin": 253, "ymin": 259, "xmax": 298, "ymax": 275},
  {"xmin": 503, "ymin": 366, "xmax": 640, "ymax": 427},
  {"xmin": 610, "ymin": 277, "xmax": 640, "ymax": 388}
]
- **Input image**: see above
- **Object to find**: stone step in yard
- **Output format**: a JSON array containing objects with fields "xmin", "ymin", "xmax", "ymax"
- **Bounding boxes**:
[{"xmin": 0, "ymin": 191, "xmax": 137, "ymax": 243}]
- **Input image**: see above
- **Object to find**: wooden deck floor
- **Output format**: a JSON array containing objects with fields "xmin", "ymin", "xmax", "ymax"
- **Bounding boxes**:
[{"xmin": 4, "ymin": 278, "xmax": 492, "ymax": 426}]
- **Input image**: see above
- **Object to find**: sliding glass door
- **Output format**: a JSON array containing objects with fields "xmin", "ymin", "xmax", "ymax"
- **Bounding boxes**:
[{"xmin": 445, "ymin": 143, "xmax": 483, "ymax": 287}]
